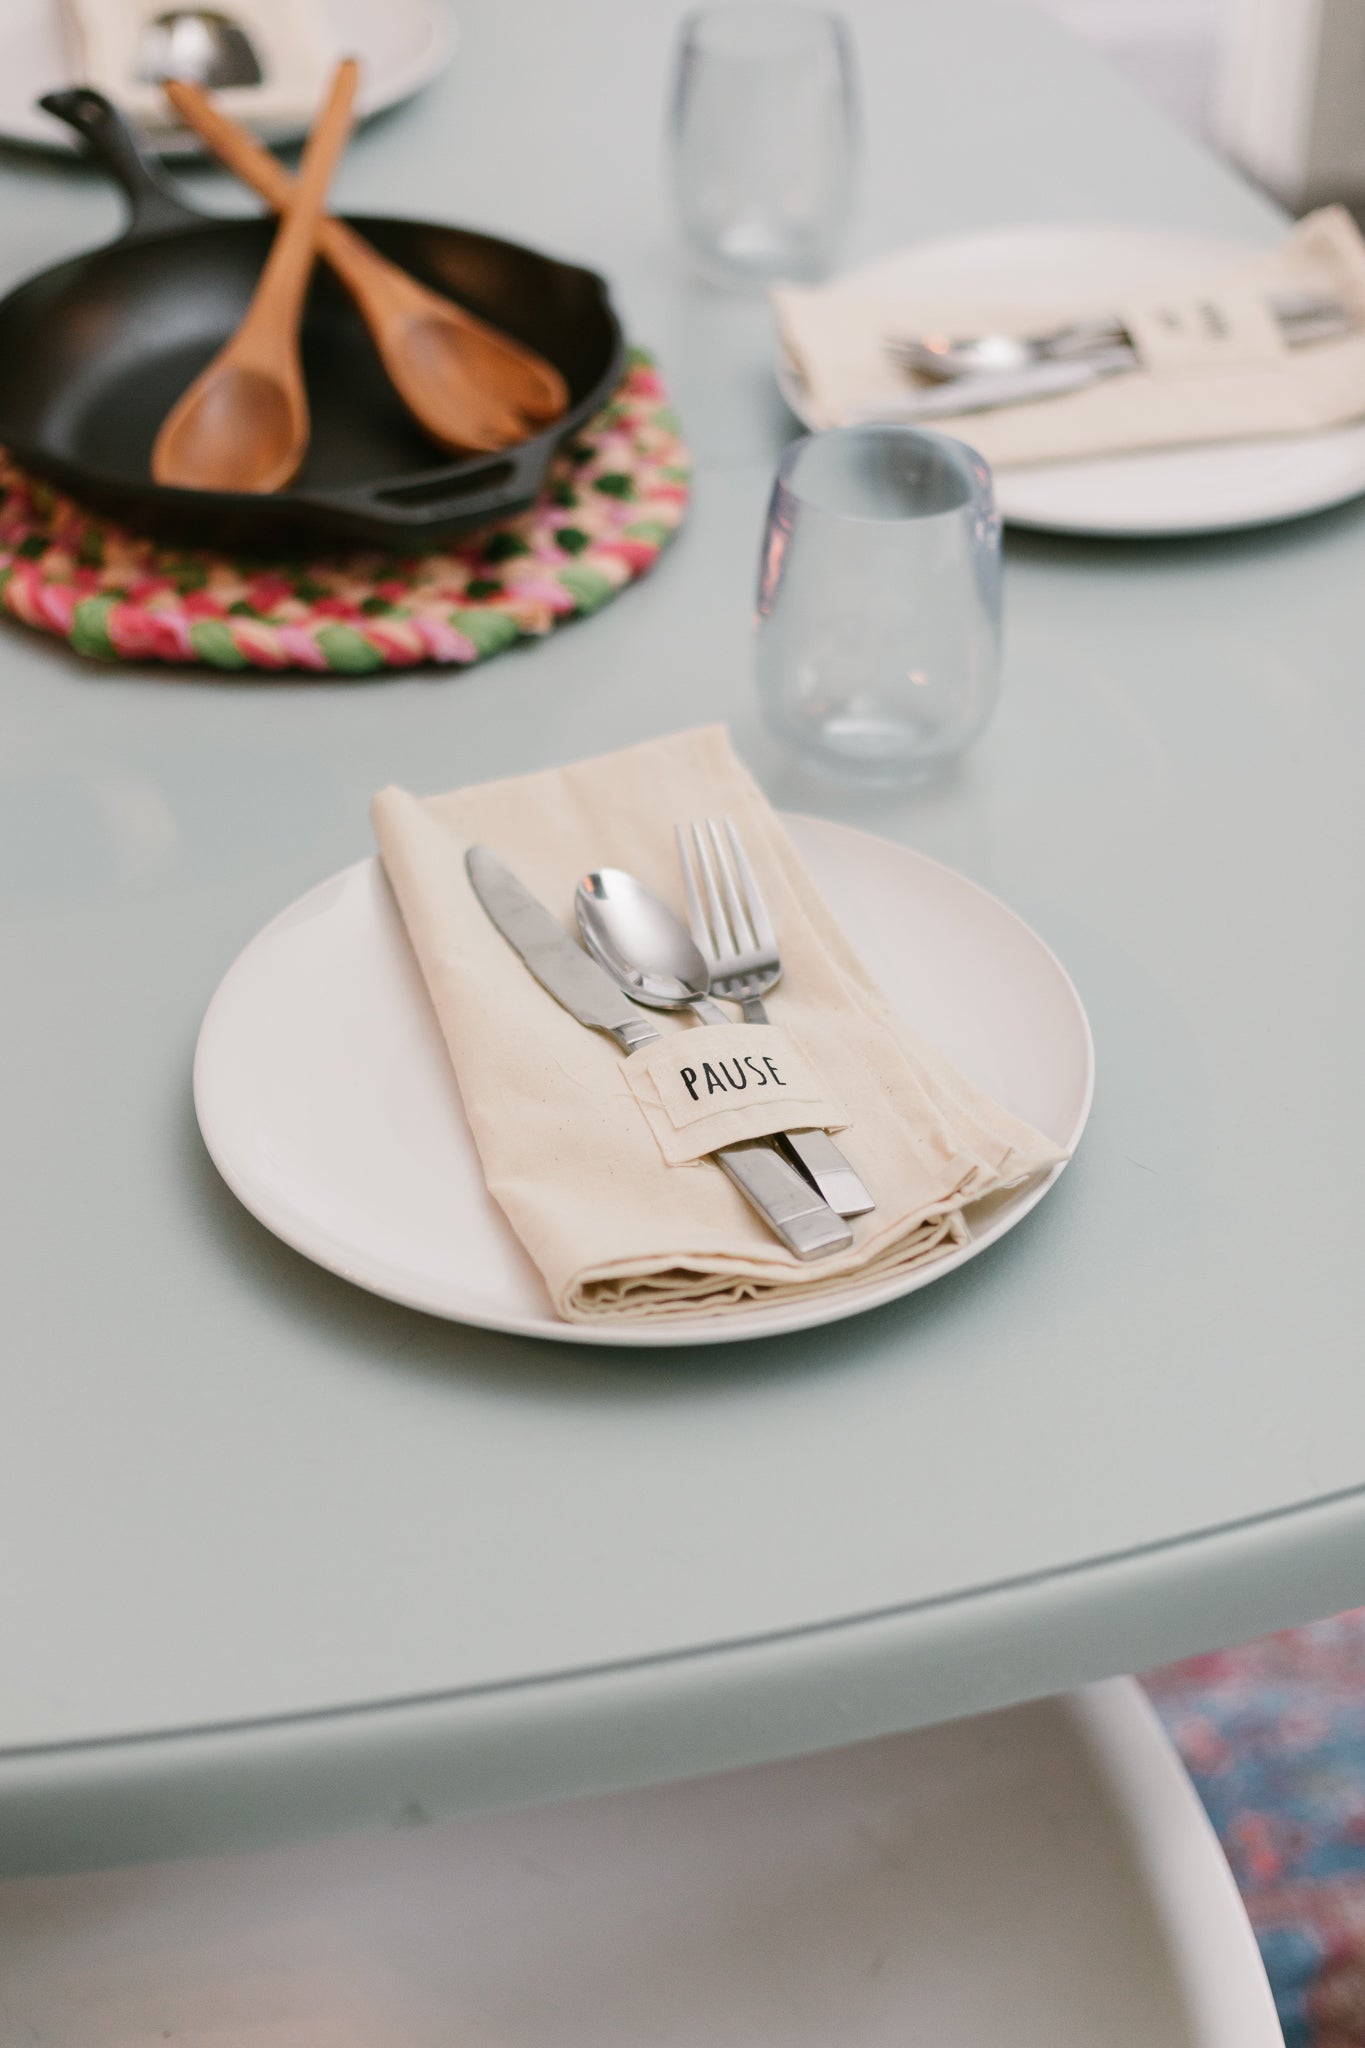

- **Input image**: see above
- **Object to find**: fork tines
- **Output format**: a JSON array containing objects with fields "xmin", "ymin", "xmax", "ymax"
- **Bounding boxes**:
[{"xmin": 675, "ymin": 816, "xmax": 776, "ymax": 982}]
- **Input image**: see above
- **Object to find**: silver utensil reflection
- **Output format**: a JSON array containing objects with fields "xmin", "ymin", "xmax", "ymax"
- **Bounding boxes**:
[
  {"xmin": 137, "ymin": 10, "xmax": 264, "ymax": 88},
  {"xmin": 676, "ymin": 817, "xmax": 874, "ymax": 1219},
  {"xmin": 467, "ymin": 847, "xmax": 851, "ymax": 1262},
  {"xmin": 850, "ymin": 348, "xmax": 1136, "ymax": 424},
  {"xmin": 575, "ymin": 865, "xmax": 749, "ymax": 1027},
  {"xmin": 890, "ymin": 290, "xmax": 1354, "ymax": 383},
  {"xmin": 575, "ymin": 866, "xmax": 864, "ymax": 1231}
]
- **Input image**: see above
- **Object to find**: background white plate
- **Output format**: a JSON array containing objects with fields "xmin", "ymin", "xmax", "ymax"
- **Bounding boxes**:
[
  {"xmin": 194, "ymin": 815, "xmax": 1094, "ymax": 1348},
  {"xmin": 1, "ymin": 0, "xmax": 452, "ymax": 154},
  {"xmin": 777, "ymin": 223, "xmax": 1365, "ymax": 537}
]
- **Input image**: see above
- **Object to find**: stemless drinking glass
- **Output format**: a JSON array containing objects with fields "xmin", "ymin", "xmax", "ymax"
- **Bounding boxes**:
[
  {"xmin": 756, "ymin": 426, "xmax": 1002, "ymax": 784},
  {"xmin": 668, "ymin": 3, "xmax": 859, "ymax": 289}
]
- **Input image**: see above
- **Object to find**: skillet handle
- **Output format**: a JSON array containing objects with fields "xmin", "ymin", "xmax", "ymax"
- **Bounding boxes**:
[
  {"xmin": 40, "ymin": 89, "xmax": 208, "ymax": 240},
  {"xmin": 329, "ymin": 435, "xmax": 557, "ymax": 530}
]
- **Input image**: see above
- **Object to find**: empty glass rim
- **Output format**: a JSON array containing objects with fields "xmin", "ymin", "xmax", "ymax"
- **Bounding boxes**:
[
  {"xmin": 680, "ymin": 2, "xmax": 847, "ymax": 56},
  {"xmin": 774, "ymin": 424, "xmax": 994, "ymax": 524}
]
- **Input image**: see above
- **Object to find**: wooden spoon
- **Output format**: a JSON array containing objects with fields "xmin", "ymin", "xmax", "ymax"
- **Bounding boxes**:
[
  {"xmin": 164, "ymin": 79, "xmax": 569, "ymax": 454},
  {"xmin": 153, "ymin": 59, "xmax": 359, "ymax": 492}
]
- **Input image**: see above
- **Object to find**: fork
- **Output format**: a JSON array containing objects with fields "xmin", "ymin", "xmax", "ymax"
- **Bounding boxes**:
[
  {"xmin": 675, "ymin": 817, "xmax": 876, "ymax": 1219},
  {"xmin": 887, "ymin": 290, "xmax": 1354, "ymax": 383}
]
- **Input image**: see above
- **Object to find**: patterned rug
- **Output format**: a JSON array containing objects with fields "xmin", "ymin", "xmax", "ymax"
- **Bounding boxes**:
[
  {"xmin": 1146, "ymin": 1610, "xmax": 1365, "ymax": 2048},
  {"xmin": 0, "ymin": 349, "xmax": 688, "ymax": 673}
]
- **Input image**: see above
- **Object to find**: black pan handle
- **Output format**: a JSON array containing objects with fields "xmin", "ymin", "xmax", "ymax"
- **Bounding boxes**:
[
  {"xmin": 40, "ymin": 89, "xmax": 209, "ymax": 240},
  {"xmin": 323, "ymin": 436, "xmax": 558, "ymax": 530}
]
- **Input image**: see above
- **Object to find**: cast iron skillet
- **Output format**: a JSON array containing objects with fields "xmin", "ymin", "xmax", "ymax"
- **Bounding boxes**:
[{"xmin": 0, "ymin": 91, "xmax": 625, "ymax": 552}]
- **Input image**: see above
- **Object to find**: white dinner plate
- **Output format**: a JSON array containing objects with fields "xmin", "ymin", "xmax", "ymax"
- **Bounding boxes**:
[
  {"xmin": 194, "ymin": 815, "xmax": 1094, "ymax": 1348},
  {"xmin": 776, "ymin": 223, "xmax": 1365, "ymax": 537},
  {"xmin": 1, "ymin": 0, "xmax": 453, "ymax": 155}
]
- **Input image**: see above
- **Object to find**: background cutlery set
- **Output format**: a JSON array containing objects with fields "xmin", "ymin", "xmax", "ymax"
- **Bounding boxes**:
[
  {"xmin": 57, "ymin": 0, "xmax": 332, "ymax": 128},
  {"xmin": 772, "ymin": 205, "xmax": 1365, "ymax": 540},
  {"xmin": 872, "ymin": 288, "xmax": 1358, "ymax": 424}
]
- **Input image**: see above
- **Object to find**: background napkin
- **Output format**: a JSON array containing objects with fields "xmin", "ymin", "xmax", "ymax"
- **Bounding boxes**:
[
  {"xmin": 372, "ymin": 727, "xmax": 1065, "ymax": 1323},
  {"xmin": 773, "ymin": 208, "xmax": 1365, "ymax": 467},
  {"xmin": 57, "ymin": 0, "xmax": 333, "ymax": 132}
]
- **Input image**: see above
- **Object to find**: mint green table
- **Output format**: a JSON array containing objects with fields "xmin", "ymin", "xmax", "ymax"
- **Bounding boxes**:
[{"xmin": 3, "ymin": 0, "xmax": 1363, "ymax": 1877}]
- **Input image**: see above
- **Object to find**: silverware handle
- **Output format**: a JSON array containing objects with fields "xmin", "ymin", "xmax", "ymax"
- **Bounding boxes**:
[
  {"xmin": 1284, "ymin": 308, "xmax": 1355, "ymax": 347},
  {"xmin": 852, "ymin": 350, "xmax": 1131, "ymax": 423},
  {"xmin": 716, "ymin": 996, "xmax": 876, "ymax": 1219},
  {"xmin": 1042, "ymin": 314, "xmax": 1127, "ymax": 358},
  {"xmin": 997, "ymin": 294, "xmax": 1347, "ymax": 360},
  {"xmin": 712, "ymin": 1140, "xmax": 853, "ymax": 1261},
  {"xmin": 777, "ymin": 1129, "xmax": 876, "ymax": 1219},
  {"xmin": 1055, "ymin": 292, "xmax": 1344, "ymax": 342}
]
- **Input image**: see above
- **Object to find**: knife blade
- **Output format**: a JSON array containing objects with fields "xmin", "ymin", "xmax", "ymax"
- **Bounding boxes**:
[
  {"xmin": 849, "ymin": 346, "xmax": 1134, "ymax": 424},
  {"xmin": 466, "ymin": 843, "xmax": 660, "ymax": 1053},
  {"xmin": 465, "ymin": 845, "xmax": 851, "ymax": 1261}
]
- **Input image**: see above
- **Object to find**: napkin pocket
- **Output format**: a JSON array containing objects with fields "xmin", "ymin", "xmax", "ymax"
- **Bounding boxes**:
[
  {"xmin": 1119, "ymin": 285, "xmax": 1287, "ymax": 374},
  {"xmin": 623, "ymin": 1023, "xmax": 850, "ymax": 1166}
]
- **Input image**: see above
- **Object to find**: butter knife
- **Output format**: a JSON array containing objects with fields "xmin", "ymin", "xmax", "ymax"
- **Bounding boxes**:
[
  {"xmin": 465, "ymin": 846, "xmax": 853, "ymax": 1262},
  {"xmin": 848, "ymin": 345, "xmax": 1136, "ymax": 424}
]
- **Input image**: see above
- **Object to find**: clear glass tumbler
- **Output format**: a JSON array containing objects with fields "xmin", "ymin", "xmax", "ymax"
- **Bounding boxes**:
[
  {"xmin": 756, "ymin": 426, "xmax": 1002, "ymax": 785},
  {"xmin": 668, "ymin": 3, "xmax": 858, "ymax": 290}
]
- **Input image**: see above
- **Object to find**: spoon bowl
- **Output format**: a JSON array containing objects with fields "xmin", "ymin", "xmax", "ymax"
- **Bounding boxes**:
[
  {"xmin": 138, "ymin": 8, "xmax": 264, "ymax": 88},
  {"xmin": 152, "ymin": 58, "xmax": 358, "ymax": 494},
  {"xmin": 374, "ymin": 307, "xmax": 532, "ymax": 452},
  {"xmin": 898, "ymin": 333, "xmax": 1039, "ymax": 381},
  {"xmin": 575, "ymin": 869, "xmax": 712, "ymax": 1010},
  {"xmin": 155, "ymin": 362, "xmax": 299, "ymax": 493}
]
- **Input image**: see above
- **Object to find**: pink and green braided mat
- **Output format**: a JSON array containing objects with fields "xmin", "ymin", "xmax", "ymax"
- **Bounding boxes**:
[{"xmin": 0, "ymin": 349, "xmax": 687, "ymax": 674}]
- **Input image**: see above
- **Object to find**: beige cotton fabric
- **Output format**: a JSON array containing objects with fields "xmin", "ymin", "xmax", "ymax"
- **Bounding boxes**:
[
  {"xmin": 372, "ymin": 727, "xmax": 1066, "ymax": 1324},
  {"xmin": 621, "ymin": 1020, "xmax": 851, "ymax": 1167},
  {"xmin": 771, "ymin": 208, "xmax": 1365, "ymax": 468}
]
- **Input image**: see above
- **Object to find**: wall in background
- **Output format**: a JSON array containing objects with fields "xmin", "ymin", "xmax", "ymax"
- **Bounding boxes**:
[
  {"xmin": 1021, "ymin": 0, "xmax": 1223, "ymax": 137},
  {"xmin": 1028, "ymin": 0, "xmax": 1365, "ymax": 209}
]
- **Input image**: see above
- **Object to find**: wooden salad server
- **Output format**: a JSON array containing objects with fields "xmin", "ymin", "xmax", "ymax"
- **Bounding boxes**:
[
  {"xmin": 152, "ymin": 57, "xmax": 359, "ymax": 492},
  {"xmin": 164, "ymin": 77, "xmax": 569, "ymax": 454}
]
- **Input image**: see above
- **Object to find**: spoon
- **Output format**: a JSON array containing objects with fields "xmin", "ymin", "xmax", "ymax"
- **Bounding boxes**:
[
  {"xmin": 897, "ymin": 332, "xmax": 1062, "ymax": 381},
  {"xmin": 137, "ymin": 9, "xmax": 263, "ymax": 88},
  {"xmin": 575, "ymin": 868, "xmax": 729, "ymax": 1026},
  {"xmin": 152, "ymin": 58, "xmax": 358, "ymax": 493},
  {"xmin": 163, "ymin": 79, "xmax": 568, "ymax": 453}
]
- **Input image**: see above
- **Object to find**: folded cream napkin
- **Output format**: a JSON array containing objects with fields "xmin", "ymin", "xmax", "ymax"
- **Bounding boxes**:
[
  {"xmin": 57, "ymin": 0, "xmax": 334, "ymax": 133},
  {"xmin": 372, "ymin": 728, "xmax": 1065, "ymax": 1324},
  {"xmin": 772, "ymin": 208, "xmax": 1365, "ymax": 467}
]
